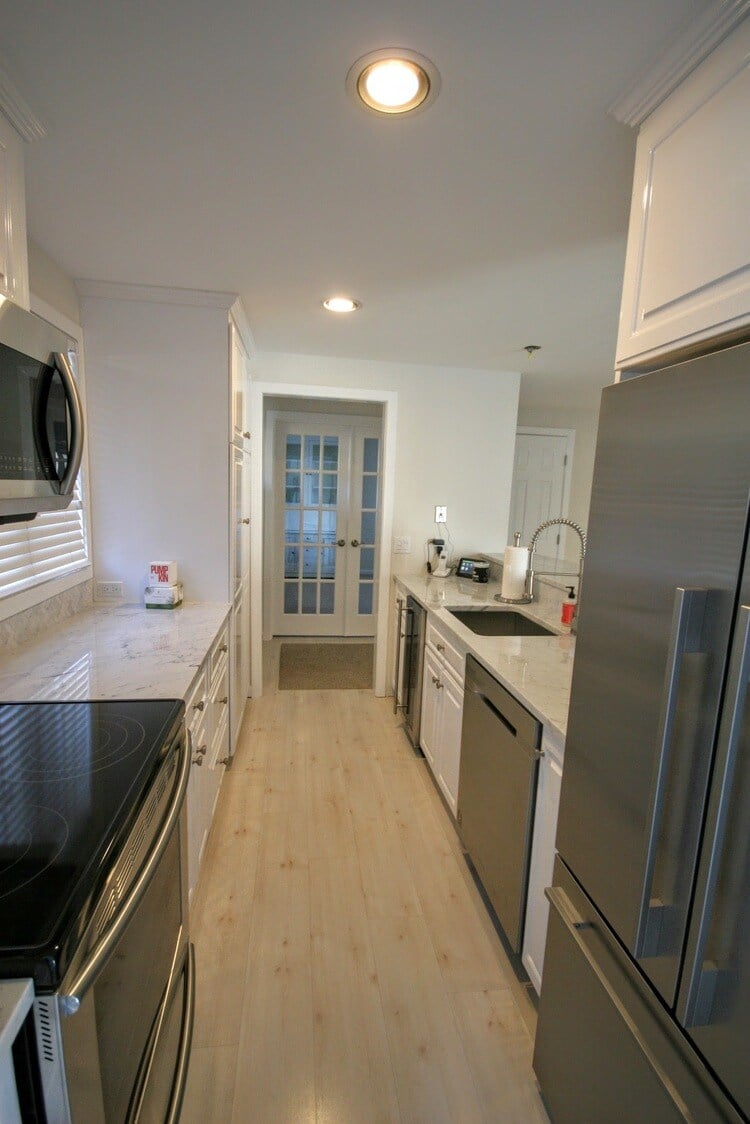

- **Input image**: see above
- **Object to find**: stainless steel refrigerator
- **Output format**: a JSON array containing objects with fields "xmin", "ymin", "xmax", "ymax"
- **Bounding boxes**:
[{"xmin": 534, "ymin": 339, "xmax": 750, "ymax": 1123}]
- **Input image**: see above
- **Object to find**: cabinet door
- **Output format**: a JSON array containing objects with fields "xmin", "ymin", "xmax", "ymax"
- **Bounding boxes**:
[
  {"xmin": 0, "ymin": 115, "xmax": 29, "ymax": 309},
  {"xmin": 616, "ymin": 20, "xmax": 750, "ymax": 369},
  {"xmin": 187, "ymin": 714, "xmax": 209, "ymax": 900},
  {"xmin": 436, "ymin": 665, "xmax": 463, "ymax": 817},
  {"xmin": 420, "ymin": 644, "xmax": 440, "ymax": 771},
  {"xmin": 230, "ymin": 320, "xmax": 250, "ymax": 446},
  {"xmin": 523, "ymin": 739, "xmax": 564, "ymax": 994},
  {"xmin": 231, "ymin": 446, "xmax": 250, "ymax": 598}
]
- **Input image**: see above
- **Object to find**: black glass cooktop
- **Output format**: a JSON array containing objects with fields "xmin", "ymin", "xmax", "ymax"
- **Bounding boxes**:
[{"xmin": 0, "ymin": 699, "xmax": 184, "ymax": 989}]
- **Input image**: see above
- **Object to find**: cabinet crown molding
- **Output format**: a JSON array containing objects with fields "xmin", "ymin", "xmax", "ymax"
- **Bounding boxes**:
[
  {"xmin": 608, "ymin": 0, "xmax": 750, "ymax": 127},
  {"xmin": 76, "ymin": 278, "xmax": 240, "ymax": 310},
  {"xmin": 0, "ymin": 60, "xmax": 47, "ymax": 142}
]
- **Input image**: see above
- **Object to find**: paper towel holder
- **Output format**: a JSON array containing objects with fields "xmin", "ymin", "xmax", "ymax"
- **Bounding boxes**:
[{"xmin": 495, "ymin": 531, "xmax": 534, "ymax": 604}]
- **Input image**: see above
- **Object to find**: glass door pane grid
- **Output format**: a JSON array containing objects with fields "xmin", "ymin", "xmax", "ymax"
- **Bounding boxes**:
[
  {"xmin": 358, "ymin": 438, "xmax": 380, "ymax": 616},
  {"xmin": 284, "ymin": 433, "xmax": 339, "ymax": 616}
]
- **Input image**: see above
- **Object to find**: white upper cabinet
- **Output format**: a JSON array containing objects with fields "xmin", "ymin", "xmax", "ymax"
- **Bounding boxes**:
[
  {"xmin": 230, "ymin": 316, "xmax": 251, "ymax": 447},
  {"xmin": 0, "ymin": 114, "xmax": 29, "ymax": 309},
  {"xmin": 616, "ymin": 18, "xmax": 750, "ymax": 370}
]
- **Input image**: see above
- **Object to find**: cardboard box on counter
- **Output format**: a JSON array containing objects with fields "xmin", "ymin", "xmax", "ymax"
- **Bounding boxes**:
[
  {"xmin": 148, "ymin": 561, "xmax": 179, "ymax": 586},
  {"xmin": 145, "ymin": 582, "xmax": 183, "ymax": 609}
]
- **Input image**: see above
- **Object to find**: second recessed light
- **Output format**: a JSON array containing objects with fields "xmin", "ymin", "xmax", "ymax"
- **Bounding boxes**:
[{"xmin": 323, "ymin": 296, "xmax": 361, "ymax": 313}]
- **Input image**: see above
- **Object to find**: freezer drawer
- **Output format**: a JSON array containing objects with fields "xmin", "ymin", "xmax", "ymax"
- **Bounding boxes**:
[
  {"xmin": 534, "ymin": 858, "xmax": 742, "ymax": 1124},
  {"xmin": 457, "ymin": 656, "xmax": 541, "ymax": 952}
]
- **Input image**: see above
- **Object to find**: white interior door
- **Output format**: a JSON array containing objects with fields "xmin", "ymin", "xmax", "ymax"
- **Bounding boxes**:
[
  {"xmin": 508, "ymin": 432, "xmax": 569, "ymax": 559},
  {"xmin": 272, "ymin": 419, "xmax": 381, "ymax": 636}
]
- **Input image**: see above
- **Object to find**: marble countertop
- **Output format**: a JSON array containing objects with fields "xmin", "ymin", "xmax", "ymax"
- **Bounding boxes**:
[
  {"xmin": 0, "ymin": 601, "xmax": 230, "ymax": 703},
  {"xmin": 395, "ymin": 573, "xmax": 575, "ymax": 739}
]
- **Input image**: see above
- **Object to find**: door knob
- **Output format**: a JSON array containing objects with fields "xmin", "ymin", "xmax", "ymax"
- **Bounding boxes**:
[
  {"xmin": 351, "ymin": 539, "xmax": 360, "ymax": 547},
  {"xmin": 337, "ymin": 539, "xmax": 346, "ymax": 547},
  {"xmin": 239, "ymin": 517, "xmax": 250, "ymax": 525},
  {"xmin": 192, "ymin": 755, "xmax": 204, "ymax": 766}
]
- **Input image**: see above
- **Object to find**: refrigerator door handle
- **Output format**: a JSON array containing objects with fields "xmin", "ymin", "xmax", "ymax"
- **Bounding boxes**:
[
  {"xmin": 393, "ymin": 599, "xmax": 405, "ymax": 714},
  {"xmin": 636, "ymin": 587, "xmax": 709, "ymax": 960},
  {"xmin": 680, "ymin": 604, "xmax": 750, "ymax": 1029},
  {"xmin": 546, "ymin": 885, "xmax": 696, "ymax": 1122}
]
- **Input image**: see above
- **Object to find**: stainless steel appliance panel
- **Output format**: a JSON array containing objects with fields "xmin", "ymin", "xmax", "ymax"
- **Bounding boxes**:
[
  {"xmin": 533, "ymin": 858, "xmax": 743, "ymax": 1124},
  {"xmin": 677, "ymin": 550, "xmax": 750, "ymax": 1118},
  {"xmin": 403, "ymin": 596, "xmax": 425, "ymax": 747},
  {"xmin": 555, "ymin": 347, "xmax": 750, "ymax": 1006},
  {"xmin": 457, "ymin": 656, "xmax": 541, "ymax": 952}
]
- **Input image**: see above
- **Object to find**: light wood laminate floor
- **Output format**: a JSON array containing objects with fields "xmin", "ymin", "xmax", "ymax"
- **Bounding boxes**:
[{"xmin": 182, "ymin": 647, "xmax": 548, "ymax": 1123}]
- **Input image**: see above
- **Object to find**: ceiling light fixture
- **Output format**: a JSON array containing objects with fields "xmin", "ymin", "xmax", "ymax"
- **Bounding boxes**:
[
  {"xmin": 524, "ymin": 344, "xmax": 542, "ymax": 358},
  {"xmin": 347, "ymin": 49, "xmax": 440, "ymax": 117},
  {"xmin": 323, "ymin": 296, "xmax": 361, "ymax": 313}
]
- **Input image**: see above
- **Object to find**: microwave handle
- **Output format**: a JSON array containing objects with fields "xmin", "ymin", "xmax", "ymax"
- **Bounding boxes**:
[{"xmin": 53, "ymin": 350, "xmax": 84, "ymax": 496}]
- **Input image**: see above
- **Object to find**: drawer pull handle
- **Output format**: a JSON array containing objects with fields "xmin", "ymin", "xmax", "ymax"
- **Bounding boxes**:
[
  {"xmin": 192, "ymin": 755, "xmax": 204, "ymax": 767},
  {"xmin": 219, "ymin": 644, "xmax": 228, "ymax": 654},
  {"xmin": 437, "ymin": 643, "xmax": 445, "ymax": 653},
  {"xmin": 192, "ymin": 701, "xmax": 205, "ymax": 712},
  {"xmin": 243, "ymin": 430, "xmax": 251, "ymax": 439},
  {"xmin": 218, "ymin": 696, "xmax": 228, "ymax": 705}
]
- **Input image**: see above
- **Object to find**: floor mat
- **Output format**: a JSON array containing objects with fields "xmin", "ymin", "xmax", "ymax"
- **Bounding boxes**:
[{"xmin": 278, "ymin": 642, "xmax": 374, "ymax": 690}]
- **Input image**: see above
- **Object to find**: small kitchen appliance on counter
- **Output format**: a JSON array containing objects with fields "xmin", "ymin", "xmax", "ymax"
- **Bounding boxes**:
[{"xmin": 0, "ymin": 698, "xmax": 194, "ymax": 1123}]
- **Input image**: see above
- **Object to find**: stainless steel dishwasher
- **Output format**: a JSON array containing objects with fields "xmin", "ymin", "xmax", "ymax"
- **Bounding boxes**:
[{"xmin": 457, "ymin": 655, "xmax": 542, "ymax": 953}]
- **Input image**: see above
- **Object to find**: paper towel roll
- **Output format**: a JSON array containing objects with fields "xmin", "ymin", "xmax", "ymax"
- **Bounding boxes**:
[{"xmin": 501, "ymin": 545, "xmax": 529, "ymax": 601}]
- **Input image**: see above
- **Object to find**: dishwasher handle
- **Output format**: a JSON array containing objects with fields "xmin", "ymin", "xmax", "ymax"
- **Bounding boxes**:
[{"xmin": 476, "ymin": 688, "xmax": 517, "ymax": 737}]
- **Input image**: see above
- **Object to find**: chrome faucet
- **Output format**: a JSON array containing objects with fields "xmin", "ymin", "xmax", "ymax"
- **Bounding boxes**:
[{"xmin": 524, "ymin": 517, "xmax": 587, "ymax": 613}]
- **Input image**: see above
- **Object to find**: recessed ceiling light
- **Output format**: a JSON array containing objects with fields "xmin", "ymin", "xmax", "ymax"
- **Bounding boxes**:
[
  {"xmin": 323, "ymin": 296, "xmax": 361, "ymax": 313},
  {"xmin": 347, "ymin": 49, "xmax": 440, "ymax": 117}
]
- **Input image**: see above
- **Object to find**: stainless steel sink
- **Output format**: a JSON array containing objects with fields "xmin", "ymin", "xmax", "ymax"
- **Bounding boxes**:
[{"xmin": 447, "ymin": 609, "xmax": 555, "ymax": 637}]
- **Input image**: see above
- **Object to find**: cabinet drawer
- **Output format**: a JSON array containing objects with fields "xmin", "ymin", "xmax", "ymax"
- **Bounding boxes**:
[
  {"xmin": 211, "ymin": 661, "xmax": 230, "ymax": 735},
  {"xmin": 210, "ymin": 623, "xmax": 230, "ymax": 683},
  {"xmin": 426, "ymin": 620, "xmax": 465, "ymax": 684},
  {"xmin": 186, "ymin": 667, "xmax": 208, "ymax": 736}
]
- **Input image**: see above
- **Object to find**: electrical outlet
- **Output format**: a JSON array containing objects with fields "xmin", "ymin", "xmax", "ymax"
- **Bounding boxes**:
[
  {"xmin": 393, "ymin": 536, "xmax": 411, "ymax": 554},
  {"xmin": 435, "ymin": 505, "xmax": 447, "ymax": 523},
  {"xmin": 96, "ymin": 580, "xmax": 124, "ymax": 600}
]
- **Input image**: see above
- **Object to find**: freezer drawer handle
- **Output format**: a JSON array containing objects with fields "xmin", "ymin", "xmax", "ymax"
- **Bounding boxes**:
[
  {"xmin": 547, "ymin": 885, "xmax": 696, "ymax": 1123},
  {"xmin": 681, "ymin": 604, "xmax": 750, "ymax": 1029},
  {"xmin": 636, "ymin": 587, "xmax": 709, "ymax": 960}
]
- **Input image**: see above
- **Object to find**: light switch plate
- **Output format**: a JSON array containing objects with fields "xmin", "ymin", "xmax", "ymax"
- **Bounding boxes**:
[
  {"xmin": 393, "ymin": 536, "xmax": 411, "ymax": 554},
  {"xmin": 435, "ymin": 505, "xmax": 448, "ymax": 523}
]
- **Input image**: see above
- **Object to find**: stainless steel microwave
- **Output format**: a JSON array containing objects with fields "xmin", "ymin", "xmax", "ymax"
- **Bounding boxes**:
[{"xmin": 0, "ymin": 300, "xmax": 84, "ymax": 524}]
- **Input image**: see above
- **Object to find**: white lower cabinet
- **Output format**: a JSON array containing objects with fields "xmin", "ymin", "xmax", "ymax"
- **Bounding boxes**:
[
  {"xmin": 186, "ymin": 618, "xmax": 230, "ymax": 901},
  {"xmin": 420, "ymin": 629, "xmax": 465, "ymax": 817},
  {"xmin": 522, "ymin": 727, "xmax": 564, "ymax": 994}
]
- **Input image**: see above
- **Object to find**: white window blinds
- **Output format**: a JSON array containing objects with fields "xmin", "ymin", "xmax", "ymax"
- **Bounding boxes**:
[{"xmin": 0, "ymin": 477, "xmax": 89, "ymax": 599}]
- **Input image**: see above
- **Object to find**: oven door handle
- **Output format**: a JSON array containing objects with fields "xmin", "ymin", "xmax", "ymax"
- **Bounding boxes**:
[
  {"xmin": 58, "ymin": 730, "xmax": 191, "ymax": 1016},
  {"xmin": 125, "ymin": 941, "xmax": 196, "ymax": 1124}
]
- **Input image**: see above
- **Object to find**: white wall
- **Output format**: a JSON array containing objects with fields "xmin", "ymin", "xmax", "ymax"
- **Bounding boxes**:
[
  {"xmin": 27, "ymin": 239, "xmax": 81, "ymax": 324},
  {"xmin": 81, "ymin": 296, "xmax": 230, "ymax": 602},
  {"xmin": 256, "ymin": 352, "xmax": 521, "ymax": 575},
  {"xmin": 516, "ymin": 400, "xmax": 601, "ymax": 538}
]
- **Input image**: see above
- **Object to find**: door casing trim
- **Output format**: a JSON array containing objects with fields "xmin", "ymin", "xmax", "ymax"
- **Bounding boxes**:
[{"xmin": 250, "ymin": 382, "xmax": 398, "ymax": 697}]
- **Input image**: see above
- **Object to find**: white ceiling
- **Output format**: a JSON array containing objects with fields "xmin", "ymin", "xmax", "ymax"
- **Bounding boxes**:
[{"xmin": 4, "ymin": 0, "xmax": 710, "ymax": 407}]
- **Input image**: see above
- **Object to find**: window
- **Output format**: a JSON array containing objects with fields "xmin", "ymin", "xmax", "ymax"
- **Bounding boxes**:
[{"xmin": 0, "ymin": 474, "xmax": 89, "ymax": 600}]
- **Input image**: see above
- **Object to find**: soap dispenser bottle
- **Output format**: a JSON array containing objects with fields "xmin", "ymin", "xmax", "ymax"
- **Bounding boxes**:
[{"xmin": 561, "ymin": 585, "xmax": 576, "ymax": 626}]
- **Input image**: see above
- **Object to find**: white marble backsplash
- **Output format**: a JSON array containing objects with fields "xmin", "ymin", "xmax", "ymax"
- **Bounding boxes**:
[{"xmin": 0, "ymin": 579, "xmax": 94, "ymax": 651}]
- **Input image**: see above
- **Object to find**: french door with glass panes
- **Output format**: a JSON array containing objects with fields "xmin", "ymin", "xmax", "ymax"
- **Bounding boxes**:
[{"xmin": 273, "ymin": 420, "xmax": 381, "ymax": 636}]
